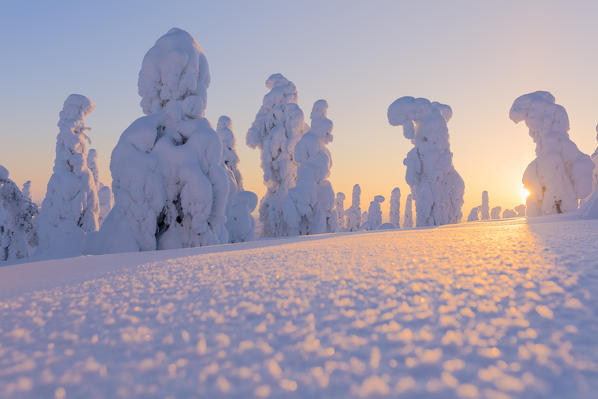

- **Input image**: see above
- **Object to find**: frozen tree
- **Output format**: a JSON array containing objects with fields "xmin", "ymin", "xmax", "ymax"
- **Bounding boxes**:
[
  {"xmin": 361, "ymin": 211, "xmax": 368, "ymax": 228},
  {"xmin": 364, "ymin": 195, "xmax": 385, "ymax": 230},
  {"xmin": 283, "ymin": 100, "xmax": 337, "ymax": 235},
  {"xmin": 503, "ymin": 209, "xmax": 517, "ymax": 218},
  {"xmin": 345, "ymin": 184, "xmax": 362, "ymax": 232},
  {"xmin": 515, "ymin": 204, "xmax": 526, "ymax": 217},
  {"xmin": 217, "ymin": 116, "xmax": 257, "ymax": 243},
  {"xmin": 388, "ymin": 97, "xmax": 464, "ymax": 226},
  {"xmin": 467, "ymin": 206, "xmax": 480, "ymax": 222},
  {"xmin": 91, "ymin": 28, "xmax": 230, "ymax": 253},
  {"xmin": 389, "ymin": 187, "xmax": 401, "ymax": 228},
  {"xmin": 335, "ymin": 192, "xmax": 346, "ymax": 232},
  {"xmin": 404, "ymin": 194, "xmax": 414, "ymax": 228},
  {"xmin": 36, "ymin": 94, "xmax": 99, "ymax": 258},
  {"xmin": 87, "ymin": 148, "xmax": 113, "ymax": 225},
  {"xmin": 246, "ymin": 74, "xmax": 308, "ymax": 237},
  {"xmin": 87, "ymin": 148, "xmax": 100, "ymax": 187},
  {"xmin": 481, "ymin": 191, "xmax": 490, "ymax": 220},
  {"xmin": 491, "ymin": 206, "xmax": 502, "ymax": 220},
  {"xmin": 21, "ymin": 181, "xmax": 31, "ymax": 200},
  {"xmin": 0, "ymin": 166, "xmax": 38, "ymax": 261},
  {"xmin": 510, "ymin": 91, "xmax": 593, "ymax": 216}
]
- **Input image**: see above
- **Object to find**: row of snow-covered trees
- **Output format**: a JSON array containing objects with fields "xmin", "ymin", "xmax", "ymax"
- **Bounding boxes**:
[{"xmin": 3, "ymin": 28, "xmax": 598, "ymax": 262}]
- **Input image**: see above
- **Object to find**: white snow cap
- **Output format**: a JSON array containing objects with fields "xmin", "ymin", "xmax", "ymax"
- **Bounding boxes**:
[
  {"xmin": 246, "ymin": 73, "xmax": 308, "ymax": 237},
  {"xmin": 388, "ymin": 96, "xmax": 464, "ymax": 226},
  {"xmin": 36, "ymin": 94, "xmax": 99, "ymax": 259},
  {"xmin": 389, "ymin": 188, "xmax": 401, "ymax": 228},
  {"xmin": 510, "ymin": 91, "xmax": 593, "ymax": 216},
  {"xmin": 138, "ymin": 28, "xmax": 210, "ymax": 118}
]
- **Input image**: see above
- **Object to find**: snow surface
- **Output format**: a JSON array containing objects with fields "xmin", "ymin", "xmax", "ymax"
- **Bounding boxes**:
[{"xmin": 1, "ymin": 217, "xmax": 598, "ymax": 398}]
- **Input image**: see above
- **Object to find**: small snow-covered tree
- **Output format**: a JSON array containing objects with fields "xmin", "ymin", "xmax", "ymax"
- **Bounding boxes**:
[
  {"xmin": 283, "ymin": 100, "xmax": 337, "ymax": 235},
  {"xmin": 247, "ymin": 74, "xmax": 308, "ymax": 237},
  {"xmin": 0, "ymin": 166, "xmax": 38, "ymax": 261},
  {"xmin": 36, "ymin": 94, "xmax": 99, "ymax": 258},
  {"xmin": 503, "ymin": 209, "xmax": 517, "ymax": 218},
  {"xmin": 388, "ymin": 97, "xmax": 464, "ymax": 226},
  {"xmin": 345, "ymin": 184, "xmax": 362, "ymax": 231},
  {"xmin": 404, "ymin": 194, "xmax": 413, "ymax": 228},
  {"xmin": 217, "ymin": 116, "xmax": 257, "ymax": 243},
  {"xmin": 21, "ymin": 181, "xmax": 31, "ymax": 200},
  {"xmin": 335, "ymin": 192, "xmax": 346, "ymax": 232},
  {"xmin": 87, "ymin": 148, "xmax": 100, "ymax": 187},
  {"xmin": 365, "ymin": 195, "xmax": 385, "ymax": 230},
  {"xmin": 87, "ymin": 148, "xmax": 113, "ymax": 225},
  {"xmin": 510, "ymin": 91, "xmax": 593, "ymax": 216},
  {"xmin": 361, "ymin": 211, "xmax": 368, "ymax": 228},
  {"xmin": 514, "ymin": 204, "xmax": 526, "ymax": 217},
  {"xmin": 467, "ymin": 206, "xmax": 480, "ymax": 222},
  {"xmin": 491, "ymin": 206, "xmax": 502, "ymax": 220},
  {"xmin": 93, "ymin": 28, "xmax": 230, "ymax": 253},
  {"xmin": 481, "ymin": 191, "xmax": 490, "ymax": 220},
  {"xmin": 389, "ymin": 187, "xmax": 401, "ymax": 228}
]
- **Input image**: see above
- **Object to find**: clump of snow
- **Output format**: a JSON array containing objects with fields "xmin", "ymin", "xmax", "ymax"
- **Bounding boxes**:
[
  {"xmin": 389, "ymin": 188, "xmax": 401, "ymax": 228},
  {"xmin": 283, "ymin": 100, "xmax": 337, "ymax": 235},
  {"xmin": 345, "ymin": 184, "xmax": 362, "ymax": 232},
  {"xmin": 515, "ymin": 204, "xmax": 526, "ymax": 217},
  {"xmin": 481, "ymin": 191, "xmax": 490, "ymax": 220},
  {"xmin": 510, "ymin": 91, "xmax": 594, "ymax": 216},
  {"xmin": 217, "ymin": 116, "xmax": 256, "ymax": 242},
  {"xmin": 388, "ymin": 97, "xmax": 464, "ymax": 226},
  {"xmin": 0, "ymin": 166, "xmax": 38, "ymax": 261},
  {"xmin": 491, "ymin": 206, "xmax": 502, "ymax": 219},
  {"xmin": 335, "ymin": 192, "xmax": 346, "ymax": 232},
  {"xmin": 503, "ymin": 208, "xmax": 517, "ymax": 218},
  {"xmin": 467, "ymin": 206, "xmax": 480, "ymax": 222},
  {"xmin": 92, "ymin": 28, "xmax": 230, "ymax": 253},
  {"xmin": 246, "ymin": 74, "xmax": 308, "ymax": 237},
  {"xmin": 36, "ymin": 94, "xmax": 99, "ymax": 258},
  {"xmin": 404, "ymin": 194, "xmax": 413, "ymax": 228},
  {"xmin": 363, "ymin": 195, "xmax": 385, "ymax": 230}
]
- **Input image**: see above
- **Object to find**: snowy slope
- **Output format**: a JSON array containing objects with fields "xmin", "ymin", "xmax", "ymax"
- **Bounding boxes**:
[{"xmin": 1, "ymin": 218, "xmax": 598, "ymax": 398}]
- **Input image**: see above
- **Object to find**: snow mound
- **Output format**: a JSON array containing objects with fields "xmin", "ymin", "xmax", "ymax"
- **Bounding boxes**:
[
  {"xmin": 388, "ymin": 96, "xmax": 464, "ymax": 226},
  {"xmin": 510, "ymin": 91, "xmax": 593, "ymax": 216}
]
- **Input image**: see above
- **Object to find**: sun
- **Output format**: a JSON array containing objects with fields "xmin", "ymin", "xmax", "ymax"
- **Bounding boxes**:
[{"xmin": 520, "ymin": 185, "xmax": 530, "ymax": 203}]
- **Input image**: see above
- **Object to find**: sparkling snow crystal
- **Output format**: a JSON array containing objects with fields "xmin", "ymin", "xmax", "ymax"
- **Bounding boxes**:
[
  {"xmin": 388, "ymin": 97, "xmax": 464, "ymax": 226},
  {"xmin": 510, "ymin": 91, "xmax": 593, "ymax": 216}
]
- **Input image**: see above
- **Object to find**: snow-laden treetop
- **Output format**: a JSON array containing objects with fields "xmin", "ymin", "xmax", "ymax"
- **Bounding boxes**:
[
  {"xmin": 58, "ymin": 94, "xmax": 94, "ymax": 133},
  {"xmin": 138, "ymin": 28, "xmax": 210, "ymax": 117},
  {"xmin": 0, "ymin": 165, "xmax": 8, "ymax": 180},
  {"xmin": 387, "ymin": 96, "xmax": 452, "ymax": 145}
]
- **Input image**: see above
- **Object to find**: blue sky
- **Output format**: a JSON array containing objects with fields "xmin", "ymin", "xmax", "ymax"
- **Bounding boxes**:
[{"xmin": 2, "ymin": 1, "xmax": 598, "ymax": 217}]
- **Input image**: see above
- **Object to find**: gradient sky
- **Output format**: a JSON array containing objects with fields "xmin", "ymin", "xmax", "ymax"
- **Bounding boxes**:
[{"xmin": 2, "ymin": 1, "xmax": 598, "ymax": 221}]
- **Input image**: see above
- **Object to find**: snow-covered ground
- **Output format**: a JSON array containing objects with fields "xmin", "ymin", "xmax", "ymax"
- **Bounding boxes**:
[{"xmin": 1, "ymin": 217, "xmax": 598, "ymax": 398}]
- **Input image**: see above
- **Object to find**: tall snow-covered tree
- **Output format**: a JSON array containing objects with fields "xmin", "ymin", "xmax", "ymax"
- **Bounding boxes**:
[
  {"xmin": 283, "ymin": 100, "xmax": 337, "ymax": 235},
  {"xmin": 389, "ymin": 187, "xmax": 401, "ymax": 228},
  {"xmin": 365, "ymin": 195, "xmax": 385, "ymax": 230},
  {"xmin": 92, "ymin": 28, "xmax": 230, "ymax": 253},
  {"xmin": 36, "ymin": 94, "xmax": 99, "ymax": 258},
  {"xmin": 345, "ymin": 184, "xmax": 362, "ymax": 232},
  {"xmin": 0, "ymin": 166, "xmax": 38, "ymax": 261},
  {"xmin": 404, "ymin": 194, "xmax": 414, "ymax": 228},
  {"xmin": 510, "ymin": 91, "xmax": 593, "ymax": 216},
  {"xmin": 246, "ymin": 74, "xmax": 308, "ymax": 237},
  {"xmin": 388, "ymin": 97, "xmax": 464, "ymax": 226},
  {"xmin": 481, "ymin": 191, "xmax": 490, "ymax": 220},
  {"xmin": 217, "ymin": 116, "xmax": 257, "ymax": 243},
  {"xmin": 335, "ymin": 192, "xmax": 346, "ymax": 232}
]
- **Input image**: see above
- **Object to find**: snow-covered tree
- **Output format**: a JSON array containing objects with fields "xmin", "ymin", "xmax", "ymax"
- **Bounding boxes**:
[
  {"xmin": 283, "ymin": 100, "xmax": 337, "ymax": 235},
  {"xmin": 0, "ymin": 166, "xmax": 38, "ymax": 261},
  {"xmin": 36, "ymin": 94, "xmax": 99, "ymax": 258},
  {"xmin": 217, "ymin": 116, "xmax": 257, "ymax": 243},
  {"xmin": 388, "ymin": 97, "xmax": 464, "ymax": 226},
  {"xmin": 404, "ymin": 194, "xmax": 413, "ymax": 228},
  {"xmin": 467, "ymin": 206, "xmax": 480, "ymax": 222},
  {"xmin": 481, "ymin": 191, "xmax": 490, "ymax": 220},
  {"xmin": 92, "ymin": 28, "xmax": 230, "ymax": 253},
  {"xmin": 389, "ymin": 187, "xmax": 401, "ymax": 228},
  {"xmin": 335, "ymin": 192, "xmax": 346, "ymax": 232},
  {"xmin": 87, "ymin": 148, "xmax": 113, "ymax": 225},
  {"xmin": 515, "ymin": 204, "xmax": 526, "ymax": 217},
  {"xmin": 246, "ymin": 74, "xmax": 308, "ymax": 237},
  {"xmin": 364, "ymin": 195, "xmax": 385, "ymax": 230},
  {"xmin": 345, "ymin": 184, "xmax": 362, "ymax": 231},
  {"xmin": 510, "ymin": 91, "xmax": 593, "ymax": 216},
  {"xmin": 503, "ymin": 209, "xmax": 517, "ymax": 218},
  {"xmin": 87, "ymin": 148, "xmax": 100, "ymax": 187},
  {"xmin": 21, "ymin": 181, "xmax": 31, "ymax": 200},
  {"xmin": 491, "ymin": 206, "xmax": 502, "ymax": 220},
  {"xmin": 361, "ymin": 211, "xmax": 368, "ymax": 228}
]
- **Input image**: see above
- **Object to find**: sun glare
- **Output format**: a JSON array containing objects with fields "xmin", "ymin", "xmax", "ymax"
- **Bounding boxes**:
[{"xmin": 520, "ymin": 186, "xmax": 530, "ymax": 203}]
